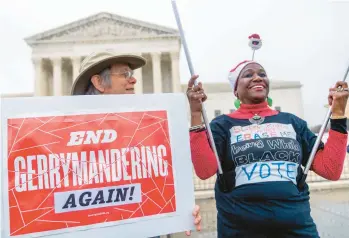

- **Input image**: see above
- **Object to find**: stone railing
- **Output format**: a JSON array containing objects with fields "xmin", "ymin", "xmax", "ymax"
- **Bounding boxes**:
[{"xmin": 192, "ymin": 155, "xmax": 349, "ymax": 194}]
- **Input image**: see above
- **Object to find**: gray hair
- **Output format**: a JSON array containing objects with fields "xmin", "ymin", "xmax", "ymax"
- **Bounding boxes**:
[{"xmin": 85, "ymin": 67, "xmax": 112, "ymax": 95}]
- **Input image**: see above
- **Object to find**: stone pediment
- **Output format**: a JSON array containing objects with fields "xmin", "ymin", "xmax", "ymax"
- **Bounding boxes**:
[{"xmin": 25, "ymin": 12, "xmax": 179, "ymax": 45}]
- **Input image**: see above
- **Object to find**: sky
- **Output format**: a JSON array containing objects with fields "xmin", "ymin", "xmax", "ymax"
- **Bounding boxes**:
[{"xmin": 0, "ymin": 0, "xmax": 349, "ymax": 126}]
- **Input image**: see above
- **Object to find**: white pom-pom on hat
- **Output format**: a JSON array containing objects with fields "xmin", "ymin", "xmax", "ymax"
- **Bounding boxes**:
[{"xmin": 248, "ymin": 34, "xmax": 262, "ymax": 51}]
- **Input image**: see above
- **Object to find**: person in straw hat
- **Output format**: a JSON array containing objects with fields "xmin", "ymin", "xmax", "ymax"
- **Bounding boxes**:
[
  {"xmin": 71, "ymin": 50, "xmax": 146, "ymax": 95},
  {"xmin": 70, "ymin": 50, "xmax": 202, "ymax": 237}
]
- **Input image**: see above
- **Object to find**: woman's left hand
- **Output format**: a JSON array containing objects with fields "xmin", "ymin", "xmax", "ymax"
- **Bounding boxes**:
[
  {"xmin": 328, "ymin": 81, "xmax": 349, "ymax": 116},
  {"xmin": 185, "ymin": 205, "xmax": 202, "ymax": 236}
]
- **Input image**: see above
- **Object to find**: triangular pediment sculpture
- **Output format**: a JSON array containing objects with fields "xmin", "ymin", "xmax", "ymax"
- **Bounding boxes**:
[{"xmin": 25, "ymin": 12, "xmax": 178, "ymax": 45}]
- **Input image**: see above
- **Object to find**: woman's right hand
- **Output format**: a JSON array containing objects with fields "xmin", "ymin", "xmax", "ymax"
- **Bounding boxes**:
[{"xmin": 186, "ymin": 75, "xmax": 207, "ymax": 114}]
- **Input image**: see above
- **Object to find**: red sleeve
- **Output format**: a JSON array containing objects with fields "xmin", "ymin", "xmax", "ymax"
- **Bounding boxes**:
[
  {"xmin": 190, "ymin": 128, "xmax": 348, "ymax": 181},
  {"xmin": 311, "ymin": 129, "xmax": 348, "ymax": 180},
  {"xmin": 189, "ymin": 131, "xmax": 218, "ymax": 180}
]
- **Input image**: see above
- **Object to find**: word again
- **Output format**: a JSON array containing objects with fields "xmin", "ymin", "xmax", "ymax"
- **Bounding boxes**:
[
  {"xmin": 54, "ymin": 184, "xmax": 141, "ymax": 213},
  {"xmin": 67, "ymin": 129, "xmax": 117, "ymax": 146}
]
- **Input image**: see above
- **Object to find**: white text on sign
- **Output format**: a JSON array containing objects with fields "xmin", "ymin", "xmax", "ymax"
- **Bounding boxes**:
[
  {"xmin": 14, "ymin": 145, "xmax": 168, "ymax": 192},
  {"xmin": 67, "ymin": 129, "xmax": 118, "ymax": 146}
]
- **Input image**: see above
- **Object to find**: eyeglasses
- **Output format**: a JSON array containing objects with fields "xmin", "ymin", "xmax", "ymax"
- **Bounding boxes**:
[{"xmin": 108, "ymin": 70, "xmax": 134, "ymax": 79}]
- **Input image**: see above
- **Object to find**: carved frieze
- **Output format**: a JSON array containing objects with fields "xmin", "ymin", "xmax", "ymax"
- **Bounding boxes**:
[{"xmin": 39, "ymin": 18, "xmax": 173, "ymax": 41}]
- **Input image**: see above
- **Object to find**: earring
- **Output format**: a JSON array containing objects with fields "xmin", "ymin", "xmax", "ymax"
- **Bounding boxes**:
[
  {"xmin": 234, "ymin": 99, "xmax": 241, "ymax": 109},
  {"xmin": 267, "ymin": 97, "xmax": 273, "ymax": 107}
]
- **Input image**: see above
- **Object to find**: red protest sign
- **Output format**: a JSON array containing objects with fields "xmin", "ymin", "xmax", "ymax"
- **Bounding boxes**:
[{"xmin": 7, "ymin": 110, "xmax": 176, "ymax": 236}]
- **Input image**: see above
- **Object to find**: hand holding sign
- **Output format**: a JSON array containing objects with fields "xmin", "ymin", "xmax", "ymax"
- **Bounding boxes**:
[{"xmin": 185, "ymin": 205, "xmax": 201, "ymax": 236}]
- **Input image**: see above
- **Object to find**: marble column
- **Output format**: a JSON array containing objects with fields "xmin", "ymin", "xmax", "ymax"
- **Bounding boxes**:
[
  {"xmin": 134, "ymin": 66, "xmax": 143, "ymax": 94},
  {"xmin": 151, "ymin": 52, "xmax": 162, "ymax": 93},
  {"xmin": 132, "ymin": 53, "xmax": 143, "ymax": 94},
  {"xmin": 32, "ymin": 57, "xmax": 46, "ymax": 96},
  {"xmin": 72, "ymin": 57, "xmax": 81, "ymax": 83},
  {"xmin": 170, "ymin": 51, "xmax": 181, "ymax": 93},
  {"xmin": 52, "ymin": 57, "xmax": 63, "ymax": 96}
]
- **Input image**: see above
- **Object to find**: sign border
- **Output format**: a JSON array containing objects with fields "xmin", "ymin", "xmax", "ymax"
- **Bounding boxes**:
[{"xmin": 1, "ymin": 93, "xmax": 195, "ymax": 238}]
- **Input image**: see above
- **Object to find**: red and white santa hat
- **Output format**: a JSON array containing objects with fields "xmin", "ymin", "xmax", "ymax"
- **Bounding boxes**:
[{"xmin": 227, "ymin": 60, "xmax": 264, "ymax": 95}]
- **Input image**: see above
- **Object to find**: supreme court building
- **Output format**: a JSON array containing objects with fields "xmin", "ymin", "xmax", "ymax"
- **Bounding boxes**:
[{"xmin": 25, "ymin": 12, "xmax": 182, "ymax": 97}]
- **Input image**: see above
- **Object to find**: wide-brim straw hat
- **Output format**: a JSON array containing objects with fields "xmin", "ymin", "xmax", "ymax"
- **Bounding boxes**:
[{"xmin": 71, "ymin": 50, "xmax": 146, "ymax": 95}]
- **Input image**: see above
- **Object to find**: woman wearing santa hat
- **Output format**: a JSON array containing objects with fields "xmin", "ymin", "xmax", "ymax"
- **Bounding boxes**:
[{"xmin": 187, "ymin": 34, "xmax": 349, "ymax": 237}]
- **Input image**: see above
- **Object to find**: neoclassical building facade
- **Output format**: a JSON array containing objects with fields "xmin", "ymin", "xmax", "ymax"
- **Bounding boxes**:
[
  {"xmin": 21, "ymin": 11, "xmax": 308, "ymax": 120},
  {"xmin": 25, "ymin": 12, "xmax": 182, "ymax": 96}
]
